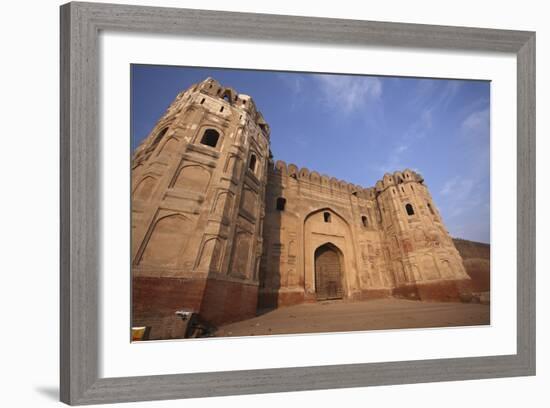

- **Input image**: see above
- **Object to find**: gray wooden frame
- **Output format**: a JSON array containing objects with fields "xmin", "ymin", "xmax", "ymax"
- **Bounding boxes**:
[{"xmin": 60, "ymin": 2, "xmax": 536, "ymax": 405}]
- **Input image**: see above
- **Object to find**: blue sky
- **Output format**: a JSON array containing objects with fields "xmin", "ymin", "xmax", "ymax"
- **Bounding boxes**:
[{"xmin": 131, "ymin": 65, "xmax": 490, "ymax": 243}]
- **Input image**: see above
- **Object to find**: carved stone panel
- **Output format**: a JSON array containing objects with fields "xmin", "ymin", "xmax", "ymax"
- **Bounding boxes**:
[{"xmin": 139, "ymin": 213, "xmax": 190, "ymax": 266}]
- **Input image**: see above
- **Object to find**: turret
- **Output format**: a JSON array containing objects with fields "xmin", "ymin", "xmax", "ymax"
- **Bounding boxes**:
[
  {"xmin": 374, "ymin": 169, "xmax": 470, "ymax": 300},
  {"xmin": 131, "ymin": 77, "xmax": 270, "ymax": 338}
]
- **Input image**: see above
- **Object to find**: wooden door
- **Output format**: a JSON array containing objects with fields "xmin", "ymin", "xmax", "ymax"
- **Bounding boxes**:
[{"xmin": 315, "ymin": 245, "xmax": 343, "ymax": 300}]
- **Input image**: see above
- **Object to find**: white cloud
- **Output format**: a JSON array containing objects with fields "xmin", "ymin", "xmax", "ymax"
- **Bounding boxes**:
[
  {"xmin": 278, "ymin": 74, "xmax": 306, "ymax": 110},
  {"xmin": 439, "ymin": 176, "xmax": 481, "ymax": 219},
  {"xmin": 278, "ymin": 74, "xmax": 303, "ymax": 94},
  {"xmin": 410, "ymin": 80, "xmax": 462, "ymax": 112},
  {"xmin": 395, "ymin": 144, "xmax": 408, "ymax": 154},
  {"xmin": 441, "ymin": 177, "xmax": 474, "ymax": 198},
  {"xmin": 375, "ymin": 143, "xmax": 411, "ymax": 174},
  {"xmin": 461, "ymin": 108, "xmax": 489, "ymax": 134},
  {"xmin": 314, "ymin": 74, "xmax": 382, "ymax": 114}
]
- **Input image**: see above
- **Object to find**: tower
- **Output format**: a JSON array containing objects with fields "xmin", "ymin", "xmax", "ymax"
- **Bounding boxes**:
[
  {"xmin": 131, "ymin": 78, "xmax": 270, "ymax": 338},
  {"xmin": 375, "ymin": 170, "xmax": 471, "ymax": 300}
]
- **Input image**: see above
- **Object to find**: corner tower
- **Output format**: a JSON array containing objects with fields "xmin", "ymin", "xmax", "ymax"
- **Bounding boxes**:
[
  {"xmin": 375, "ymin": 170, "xmax": 471, "ymax": 300},
  {"xmin": 131, "ymin": 78, "xmax": 270, "ymax": 338}
]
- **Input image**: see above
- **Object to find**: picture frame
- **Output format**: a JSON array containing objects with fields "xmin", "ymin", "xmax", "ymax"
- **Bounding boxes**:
[{"xmin": 60, "ymin": 1, "xmax": 535, "ymax": 405}]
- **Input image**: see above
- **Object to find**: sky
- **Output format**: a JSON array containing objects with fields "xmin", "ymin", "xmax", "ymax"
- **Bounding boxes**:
[{"xmin": 131, "ymin": 65, "xmax": 490, "ymax": 243}]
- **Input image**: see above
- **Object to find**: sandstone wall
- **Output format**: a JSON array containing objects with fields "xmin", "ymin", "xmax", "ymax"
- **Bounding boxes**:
[
  {"xmin": 131, "ymin": 78, "xmax": 270, "ymax": 335},
  {"xmin": 453, "ymin": 239, "xmax": 490, "ymax": 292}
]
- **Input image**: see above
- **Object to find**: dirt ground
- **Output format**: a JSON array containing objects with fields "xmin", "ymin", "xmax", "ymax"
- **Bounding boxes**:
[{"xmin": 214, "ymin": 298, "xmax": 490, "ymax": 337}]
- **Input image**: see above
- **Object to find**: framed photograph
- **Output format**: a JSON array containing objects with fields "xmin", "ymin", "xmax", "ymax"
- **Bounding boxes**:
[{"xmin": 60, "ymin": 1, "xmax": 535, "ymax": 405}]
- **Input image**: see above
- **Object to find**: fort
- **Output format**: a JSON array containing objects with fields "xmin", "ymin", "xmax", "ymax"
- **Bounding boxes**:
[{"xmin": 131, "ymin": 77, "xmax": 479, "ymax": 340}]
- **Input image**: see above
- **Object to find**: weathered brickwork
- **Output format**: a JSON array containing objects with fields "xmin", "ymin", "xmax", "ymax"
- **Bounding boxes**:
[{"xmin": 132, "ymin": 77, "xmax": 472, "ymax": 338}]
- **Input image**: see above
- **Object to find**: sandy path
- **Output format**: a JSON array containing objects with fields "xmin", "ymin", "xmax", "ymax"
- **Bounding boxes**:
[{"xmin": 214, "ymin": 298, "xmax": 490, "ymax": 337}]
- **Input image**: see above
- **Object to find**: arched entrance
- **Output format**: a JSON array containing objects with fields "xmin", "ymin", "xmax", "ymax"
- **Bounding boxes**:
[{"xmin": 314, "ymin": 243, "xmax": 344, "ymax": 300}]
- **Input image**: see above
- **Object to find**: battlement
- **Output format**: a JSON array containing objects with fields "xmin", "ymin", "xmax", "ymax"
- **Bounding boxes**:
[
  {"xmin": 190, "ymin": 77, "xmax": 270, "ymax": 137},
  {"xmin": 375, "ymin": 170, "xmax": 424, "ymax": 193},
  {"xmin": 269, "ymin": 160, "xmax": 424, "ymax": 200}
]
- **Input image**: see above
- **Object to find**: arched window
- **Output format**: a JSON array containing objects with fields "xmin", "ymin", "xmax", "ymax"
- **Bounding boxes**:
[
  {"xmin": 276, "ymin": 197, "xmax": 286, "ymax": 211},
  {"xmin": 323, "ymin": 212, "xmax": 331, "ymax": 223},
  {"xmin": 248, "ymin": 154, "xmax": 257, "ymax": 172},
  {"xmin": 405, "ymin": 203, "xmax": 415, "ymax": 216},
  {"xmin": 200, "ymin": 129, "xmax": 220, "ymax": 148},
  {"xmin": 427, "ymin": 202, "xmax": 435, "ymax": 215},
  {"xmin": 361, "ymin": 215, "xmax": 368, "ymax": 227}
]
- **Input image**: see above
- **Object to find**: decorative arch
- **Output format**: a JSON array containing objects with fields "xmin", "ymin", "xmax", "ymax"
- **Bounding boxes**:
[
  {"xmin": 304, "ymin": 206, "xmax": 350, "ymax": 226},
  {"xmin": 133, "ymin": 175, "xmax": 157, "ymax": 201},
  {"xmin": 158, "ymin": 136, "xmax": 179, "ymax": 156},
  {"xmin": 314, "ymin": 242, "xmax": 345, "ymax": 300},
  {"xmin": 172, "ymin": 164, "xmax": 211, "ymax": 193},
  {"xmin": 138, "ymin": 213, "xmax": 190, "ymax": 266},
  {"xmin": 196, "ymin": 237, "xmax": 224, "ymax": 272},
  {"xmin": 303, "ymin": 207, "xmax": 356, "ymax": 298},
  {"xmin": 150, "ymin": 127, "xmax": 169, "ymax": 149},
  {"xmin": 230, "ymin": 230, "xmax": 252, "ymax": 279}
]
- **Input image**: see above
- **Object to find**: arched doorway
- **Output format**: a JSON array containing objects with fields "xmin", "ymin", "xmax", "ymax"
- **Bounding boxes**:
[{"xmin": 315, "ymin": 243, "xmax": 344, "ymax": 300}]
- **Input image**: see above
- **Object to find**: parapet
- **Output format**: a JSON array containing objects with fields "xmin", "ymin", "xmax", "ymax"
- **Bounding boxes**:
[
  {"xmin": 269, "ymin": 160, "xmax": 377, "ymax": 199},
  {"xmin": 375, "ymin": 169, "xmax": 424, "ymax": 192},
  {"xmin": 191, "ymin": 77, "xmax": 269, "ymax": 137}
]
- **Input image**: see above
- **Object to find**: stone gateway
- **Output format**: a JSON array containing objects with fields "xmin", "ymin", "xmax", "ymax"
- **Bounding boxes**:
[{"xmin": 131, "ymin": 77, "xmax": 473, "ymax": 339}]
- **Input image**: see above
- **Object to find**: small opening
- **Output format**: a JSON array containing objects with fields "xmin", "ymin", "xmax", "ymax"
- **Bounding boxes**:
[
  {"xmin": 242, "ymin": 100, "xmax": 247, "ymax": 105},
  {"xmin": 401, "ymin": 187, "xmax": 405, "ymax": 193},
  {"xmin": 249, "ymin": 154, "xmax": 257, "ymax": 172},
  {"xmin": 362, "ymin": 216, "xmax": 368, "ymax": 227},
  {"xmin": 352, "ymin": 191, "xmax": 358, "ymax": 196},
  {"xmin": 152, "ymin": 127, "xmax": 168, "ymax": 146},
  {"xmin": 323, "ymin": 212, "xmax": 331, "ymax": 223},
  {"xmin": 276, "ymin": 197, "xmax": 286, "ymax": 211},
  {"xmin": 223, "ymin": 95, "xmax": 230, "ymax": 102},
  {"xmin": 427, "ymin": 202, "xmax": 435, "ymax": 215},
  {"xmin": 290, "ymin": 173, "xmax": 297, "ymax": 179},
  {"xmin": 411, "ymin": 185, "xmax": 414, "ymax": 191},
  {"xmin": 220, "ymin": 106, "xmax": 224, "ymax": 113},
  {"xmin": 200, "ymin": 129, "xmax": 220, "ymax": 148},
  {"xmin": 405, "ymin": 203, "xmax": 415, "ymax": 216},
  {"xmin": 200, "ymin": 98, "xmax": 205, "ymax": 104},
  {"xmin": 392, "ymin": 189, "xmax": 396, "ymax": 195}
]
